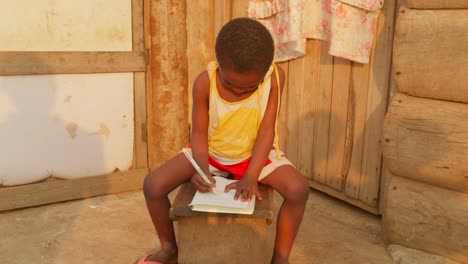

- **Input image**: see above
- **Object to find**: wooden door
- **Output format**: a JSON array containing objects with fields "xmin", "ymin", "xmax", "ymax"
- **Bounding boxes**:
[{"xmin": 186, "ymin": 0, "xmax": 397, "ymax": 214}]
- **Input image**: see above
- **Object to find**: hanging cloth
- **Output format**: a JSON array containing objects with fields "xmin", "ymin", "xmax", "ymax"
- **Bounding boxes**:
[{"xmin": 248, "ymin": 0, "xmax": 384, "ymax": 63}]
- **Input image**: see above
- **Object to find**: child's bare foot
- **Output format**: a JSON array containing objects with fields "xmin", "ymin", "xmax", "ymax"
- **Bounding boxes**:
[{"xmin": 137, "ymin": 245, "xmax": 178, "ymax": 264}]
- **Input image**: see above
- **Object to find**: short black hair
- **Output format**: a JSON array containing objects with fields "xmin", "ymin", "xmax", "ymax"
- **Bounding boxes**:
[{"xmin": 215, "ymin": 17, "xmax": 274, "ymax": 73}]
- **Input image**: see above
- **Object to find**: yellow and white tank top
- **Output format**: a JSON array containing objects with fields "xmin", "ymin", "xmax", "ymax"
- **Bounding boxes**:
[{"xmin": 207, "ymin": 61, "xmax": 281, "ymax": 162}]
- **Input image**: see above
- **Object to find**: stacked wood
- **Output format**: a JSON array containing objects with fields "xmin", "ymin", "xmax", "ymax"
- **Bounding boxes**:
[
  {"xmin": 393, "ymin": 7, "xmax": 468, "ymax": 103},
  {"xmin": 406, "ymin": 0, "xmax": 468, "ymax": 9},
  {"xmin": 383, "ymin": 93, "xmax": 468, "ymax": 193},
  {"xmin": 382, "ymin": 176, "xmax": 468, "ymax": 264}
]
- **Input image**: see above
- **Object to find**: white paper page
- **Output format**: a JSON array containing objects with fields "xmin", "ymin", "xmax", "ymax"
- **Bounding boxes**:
[{"xmin": 190, "ymin": 176, "xmax": 251, "ymax": 209}]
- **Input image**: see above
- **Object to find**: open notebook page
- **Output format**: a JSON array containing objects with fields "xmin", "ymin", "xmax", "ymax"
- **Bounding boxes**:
[{"xmin": 189, "ymin": 176, "xmax": 255, "ymax": 211}]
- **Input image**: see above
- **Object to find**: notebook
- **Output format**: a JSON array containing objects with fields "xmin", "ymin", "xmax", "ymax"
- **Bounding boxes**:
[{"xmin": 188, "ymin": 176, "xmax": 256, "ymax": 215}]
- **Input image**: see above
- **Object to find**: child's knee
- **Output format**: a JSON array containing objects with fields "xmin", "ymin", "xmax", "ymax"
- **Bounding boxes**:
[
  {"xmin": 286, "ymin": 176, "xmax": 309, "ymax": 202},
  {"xmin": 143, "ymin": 171, "xmax": 165, "ymax": 200}
]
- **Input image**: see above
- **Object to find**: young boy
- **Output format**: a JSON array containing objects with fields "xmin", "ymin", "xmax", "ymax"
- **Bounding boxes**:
[{"xmin": 139, "ymin": 18, "xmax": 309, "ymax": 264}]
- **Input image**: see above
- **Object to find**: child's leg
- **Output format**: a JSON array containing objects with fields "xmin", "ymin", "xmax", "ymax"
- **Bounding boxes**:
[
  {"xmin": 141, "ymin": 152, "xmax": 196, "ymax": 263},
  {"xmin": 260, "ymin": 165, "xmax": 309, "ymax": 264}
]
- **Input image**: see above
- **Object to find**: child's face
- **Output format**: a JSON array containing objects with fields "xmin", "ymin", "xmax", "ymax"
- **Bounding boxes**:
[{"xmin": 218, "ymin": 66, "xmax": 265, "ymax": 95}]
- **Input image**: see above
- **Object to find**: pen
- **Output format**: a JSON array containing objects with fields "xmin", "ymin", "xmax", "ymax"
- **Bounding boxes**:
[{"xmin": 182, "ymin": 148, "xmax": 217, "ymax": 194}]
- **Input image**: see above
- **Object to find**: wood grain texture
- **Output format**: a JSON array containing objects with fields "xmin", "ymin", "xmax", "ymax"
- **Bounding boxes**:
[
  {"xmin": 231, "ymin": 0, "xmax": 248, "ymax": 18},
  {"xmin": 383, "ymin": 93, "xmax": 468, "ymax": 193},
  {"xmin": 132, "ymin": 0, "xmax": 145, "ymax": 51},
  {"xmin": 285, "ymin": 58, "xmax": 304, "ymax": 165},
  {"xmin": 312, "ymin": 44, "xmax": 333, "ymax": 184},
  {"xmin": 0, "ymin": 52, "xmax": 146, "ymax": 75},
  {"xmin": 344, "ymin": 62, "xmax": 370, "ymax": 199},
  {"xmin": 394, "ymin": 6, "xmax": 468, "ymax": 103},
  {"xmin": 276, "ymin": 61, "xmax": 289, "ymax": 152},
  {"xmin": 148, "ymin": 0, "xmax": 189, "ymax": 169},
  {"xmin": 215, "ymin": 0, "xmax": 232, "ymax": 37},
  {"xmin": 134, "ymin": 72, "xmax": 148, "ymax": 169},
  {"xmin": 298, "ymin": 40, "xmax": 321, "ymax": 179},
  {"xmin": 0, "ymin": 169, "xmax": 148, "ymax": 211},
  {"xmin": 406, "ymin": 0, "xmax": 468, "ymax": 9},
  {"xmin": 382, "ymin": 176, "xmax": 468, "ymax": 263},
  {"xmin": 178, "ymin": 216, "xmax": 270, "ymax": 264},
  {"xmin": 308, "ymin": 179, "xmax": 379, "ymax": 214},
  {"xmin": 186, "ymin": 0, "xmax": 215, "ymax": 125},
  {"xmin": 359, "ymin": 1, "xmax": 395, "ymax": 207},
  {"xmin": 326, "ymin": 58, "xmax": 351, "ymax": 191}
]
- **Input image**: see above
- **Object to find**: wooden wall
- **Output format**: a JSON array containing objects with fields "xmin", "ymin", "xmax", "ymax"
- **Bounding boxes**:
[{"xmin": 187, "ymin": 0, "xmax": 397, "ymax": 214}]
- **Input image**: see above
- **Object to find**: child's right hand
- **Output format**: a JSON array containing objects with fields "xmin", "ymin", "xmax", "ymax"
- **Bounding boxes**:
[{"xmin": 191, "ymin": 173, "xmax": 216, "ymax": 193}]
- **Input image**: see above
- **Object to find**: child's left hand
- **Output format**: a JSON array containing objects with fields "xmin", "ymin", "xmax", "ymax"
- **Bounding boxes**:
[{"xmin": 225, "ymin": 176, "xmax": 263, "ymax": 202}]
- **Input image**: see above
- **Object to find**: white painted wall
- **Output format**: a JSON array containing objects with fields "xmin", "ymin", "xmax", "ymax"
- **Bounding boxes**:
[
  {"xmin": 0, "ymin": 0, "xmax": 132, "ymax": 51},
  {"xmin": 0, "ymin": 1, "xmax": 135, "ymax": 186},
  {"xmin": 0, "ymin": 73, "xmax": 134, "ymax": 186}
]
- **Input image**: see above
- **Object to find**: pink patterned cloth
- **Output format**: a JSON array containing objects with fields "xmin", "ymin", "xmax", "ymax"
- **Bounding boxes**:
[{"xmin": 248, "ymin": 0, "xmax": 383, "ymax": 63}]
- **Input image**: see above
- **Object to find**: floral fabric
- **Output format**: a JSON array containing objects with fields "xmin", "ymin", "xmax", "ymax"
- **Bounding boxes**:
[{"xmin": 248, "ymin": 0, "xmax": 382, "ymax": 63}]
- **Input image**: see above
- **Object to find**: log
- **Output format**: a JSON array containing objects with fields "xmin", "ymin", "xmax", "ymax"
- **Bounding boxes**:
[
  {"xmin": 393, "ymin": 7, "xmax": 468, "ymax": 103},
  {"xmin": 406, "ymin": 0, "xmax": 468, "ymax": 9},
  {"xmin": 382, "ymin": 176, "xmax": 468, "ymax": 264},
  {"xmin": 383, "ymin": 93, "xmax": 468, "ymax": 193}
]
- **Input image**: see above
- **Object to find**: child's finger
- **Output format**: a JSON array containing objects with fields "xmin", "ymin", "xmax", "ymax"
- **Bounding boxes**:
[
  {"xmin": 191, "ymin": 177, "xmax": 212, "ymax": 192},
  {"xmin": 192, "ymin": 174, "xmax": 211, "ymax": 188},
  {"xmin": 207, "ymin": 174, "xmax": 216, "ymax": 186},
  {"xmin": 256, "ymin": 190, "xmax": 263, "ymax": 201},
  {"xmin": 246, "ymin": 192, "xmax": 254, "ymax": 202},
  {"xmin": 234, "ymin": 188, "xmax": 243, "ymax": 200},
  {"xmin": 252, "ymin": 187, "xmax": 262, "ymax": 201},
  {"xmin": 240, "ymin": 190, "xmax": 249, "ymax": 202},
  {"xmin": 224, "ymin": 182, "xmax": 237, "ymax": 192}
]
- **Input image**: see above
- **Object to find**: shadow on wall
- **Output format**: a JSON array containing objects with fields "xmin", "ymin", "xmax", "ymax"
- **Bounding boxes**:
[
  {"xmin": 0, "ymin": 54, "xmax": 108, "ymax": 264},
  {"xmin": 0, "ymin": 54, "xmax": 108, "ymax": 186}
]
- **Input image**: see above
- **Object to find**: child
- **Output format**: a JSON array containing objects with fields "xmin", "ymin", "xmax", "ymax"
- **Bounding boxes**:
[{"xmin": 138, "ymin": 18, "xmax": 309, "ymax": 264}]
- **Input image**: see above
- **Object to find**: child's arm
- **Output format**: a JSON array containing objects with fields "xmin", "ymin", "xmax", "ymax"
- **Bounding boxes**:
[
  {"xmin": 226, "ymin": 66, "xmax": 286, "ymax": 201},
  {"xmin": 190, "ymin": 71, "xmax": 216, "ymax": 192}
]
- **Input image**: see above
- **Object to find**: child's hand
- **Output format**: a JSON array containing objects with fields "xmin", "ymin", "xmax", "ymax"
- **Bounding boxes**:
[
  {"xmin": 225, "ymin": 177, "xmax": 263, "ymax": 202},
  {"xmin": 191, "ymin": 173, "xmax": 216, "ymax": 193}
]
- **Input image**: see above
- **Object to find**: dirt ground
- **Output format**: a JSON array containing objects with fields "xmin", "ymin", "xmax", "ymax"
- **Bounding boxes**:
[{"xmin": 0, "ymin": 187, "xmax": 396, "ymax": 264}]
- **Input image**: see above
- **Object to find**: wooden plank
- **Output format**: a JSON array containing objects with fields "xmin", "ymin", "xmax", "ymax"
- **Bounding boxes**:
[
  {"xmin": 358, "ymin": 1, "xmax": 395, "ymax": 208},
  {"xmin": 134, "ymin": 72, "xmax": 148, "ymax": 169},
  {"xmin": 285, "ymin": 56, "xmax": 304, "ymax": 166},
  {"xmin": 297, "ymin": 40, "xmax": 320, "ymax": 179},
  {"xmin": 231, "ymin": 0, "xmax": 249, "ymax": 18},
  {"xmin": 215, "ymin": 0, "xmax": 232, "ymax": 37},
  {"xmin": 383, "ymin": 93, "xmax": 468, "ymax": 193},
  {"xmin": 393, "ymin": 7, "xmax": 468, "ymax": 103},
  {"xmin": 186, "ymin": 0, "xmax": 215, "ymax": 125},
  {"xmin": 0, "ymin": 51, "xmax": 146, "ymax": 75},
  {"xmin": 308, "ymin": 179, "xmax": 379, "ymax": 215},
  {"xmin": 383, "ymin": 176, "xmax": 468, "ymax": 263},
  {"xmin": 388, "ymin": 0, "xmax": 405, "ymax": 103},
  {"xmin": 344, "ymin": 62, "xmax": 370, "ymax": 199},
  {"xmin": 144, "ymin": 0, "xmax": 153, "ymax": 168},
  {"xmin": 148, "ymin": 0, "xmax": 189, "ymax": 169},
  {"xmin": 406, "ymin": 0, "xmax": 468, "ymax": 9},
  {"xmin": 379, "ymin": 165, "xmax": 392, "ymax": 215},
  {"xmin": 312, "ymin": 43, "xmax": 333, "ymax": 184},
  {"xmin": 0, "ymin": 169, "xmax": 148, "ymax": 211},
  {"xmin": 132, "ymin": 0, "xmax": 145, "ymax": 51},
  {"xmin": 276, "ymin": 61, "xmax": 289, "ymax": 153},
  {"xmin": 326, "ymin": 58, "xmax": 351, "ymax": 191}
]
